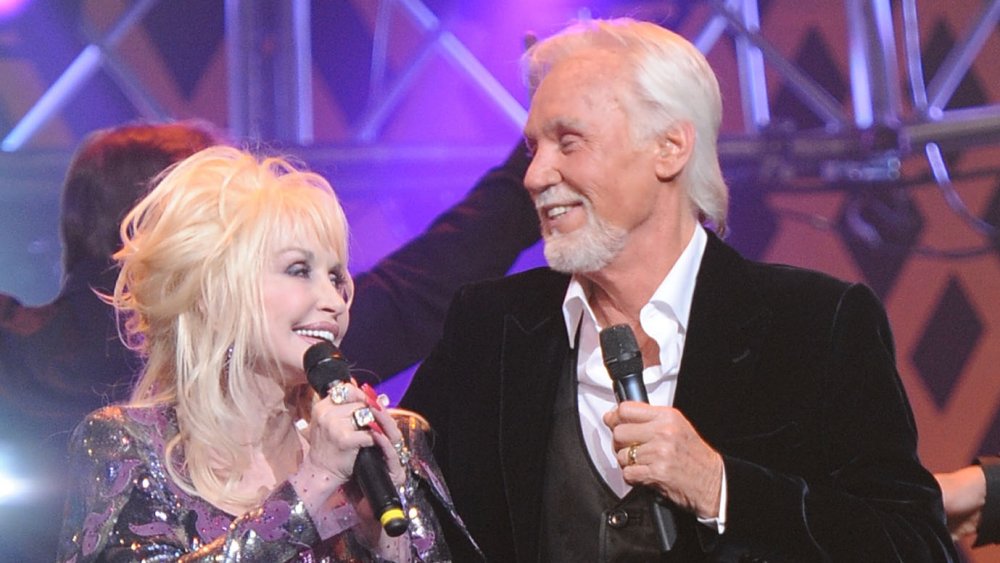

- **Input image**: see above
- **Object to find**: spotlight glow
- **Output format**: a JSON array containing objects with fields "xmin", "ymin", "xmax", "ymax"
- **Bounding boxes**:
[
  {"xmin": 0, "ymin": 472, "xmax": 30, "ymax": 504},
  {"xmin": 0, "ymin": 0, "xmax": 30, "ymax": 20},
  {"xmin": 0, "ymin": 442, "xmax": 41, "ymax": 505}
]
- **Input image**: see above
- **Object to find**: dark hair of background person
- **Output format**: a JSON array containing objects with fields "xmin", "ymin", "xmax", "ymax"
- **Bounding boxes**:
[
  {"xmin": 60, "ymin": 120, "xmax": 224, "ymax": 275},
  {"xmin": 0, "ymin": 120, "xmax": 227, "ymax": 562}
]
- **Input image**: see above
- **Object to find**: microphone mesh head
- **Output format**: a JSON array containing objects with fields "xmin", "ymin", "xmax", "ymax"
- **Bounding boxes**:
[
  {"xmin": 303, "ymin": 341, "xmax": 350, "ymax": 392},
  {"xmin": 599, "ymin": 324, "xmax": 644, "ymax": 380}
]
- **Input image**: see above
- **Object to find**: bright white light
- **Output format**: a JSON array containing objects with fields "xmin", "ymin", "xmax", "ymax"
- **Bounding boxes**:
[
  {"xmin": 0, "ymin": 472, "xmax": 31, "ymax": 504},
  {"xmin": 0, "ymin": 442, "xmax": 42, "ymax": 504}
]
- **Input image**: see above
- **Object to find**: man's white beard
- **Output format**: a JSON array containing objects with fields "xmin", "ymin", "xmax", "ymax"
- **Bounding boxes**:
[{"xmin": 543, "ymin": 200, "xmax": 627, "ymax": 274}]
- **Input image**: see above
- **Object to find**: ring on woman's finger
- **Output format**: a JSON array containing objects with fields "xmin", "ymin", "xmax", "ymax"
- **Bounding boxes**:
[
  {"xmin": 329, "ymin": 381, "xmax": 350, "ymax": 405},
  {"xmin": 393, "ymin": 439, "xmax": 412, "ymax": 467},
  {"xmin": 352, "ymin": 406, "xmax": 375, "ymax": 430},
  {"xmin": 627, "ymin": 444, "xmax": 639, "ymax": 466}
]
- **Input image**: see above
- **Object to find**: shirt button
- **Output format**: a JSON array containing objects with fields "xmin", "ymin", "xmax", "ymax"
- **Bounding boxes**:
[{"xmin": 606, "ymin": 509, "xmax": 629, "ymax": 528}]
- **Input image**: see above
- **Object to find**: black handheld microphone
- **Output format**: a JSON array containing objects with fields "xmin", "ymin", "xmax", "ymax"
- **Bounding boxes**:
[
  {"xmin": 600, "ymin": 324, "xmax": 650, "ymax": 404},
  {"xmin": 303, "ymin": 341, "xmax": 409, "ymax": 537},
  {"xmin": 599, "ymin": 324, "xmax": 678, "ymax": 552}
]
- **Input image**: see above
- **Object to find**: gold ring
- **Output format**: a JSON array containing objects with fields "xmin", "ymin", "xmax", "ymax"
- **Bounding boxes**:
[
  {"xmin": 352, "ymin": 407, "xmax": 375, "ymax": 430},
  {"xmin": 329, "ymin": 381, "xmax": 350, "ymax": 405},
  {"xmin": 627, "ymin": 444, "xmax": 639, "ymax": 466}
]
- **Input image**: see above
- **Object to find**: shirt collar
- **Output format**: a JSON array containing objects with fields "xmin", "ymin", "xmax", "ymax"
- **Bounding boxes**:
[
  {"xmin": 649, "ymin": 223, "xmax": 706, "ymax": 334},
  {"xmin": 562, "ymin": 223, "xmax": 708, "ymax": 346}
]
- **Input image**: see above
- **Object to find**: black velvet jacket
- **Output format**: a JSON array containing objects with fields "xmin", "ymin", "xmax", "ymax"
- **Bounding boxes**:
[
  {"xmin": 975, "ymin": 454, "xmax": 1000, "ymax": 546},
  {"xmin": 402, "ymin": 232, "xmax": 958, "ymax": 562}
]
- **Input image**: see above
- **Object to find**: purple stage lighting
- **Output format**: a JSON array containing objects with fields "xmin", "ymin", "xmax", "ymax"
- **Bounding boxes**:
[{"xmin": 0, "ymin": 0, "xmax": 30, "ymax": 20}]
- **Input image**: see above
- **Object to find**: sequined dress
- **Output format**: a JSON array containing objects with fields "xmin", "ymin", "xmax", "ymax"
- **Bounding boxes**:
[{"xmin": 57, "ymin": 404, "xmax": 476, "ymax": 562}]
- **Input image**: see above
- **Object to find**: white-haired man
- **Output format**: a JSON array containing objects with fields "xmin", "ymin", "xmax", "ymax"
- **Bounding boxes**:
[{"xmin": 403, "ymin": 18, "xmax": 956, "ymax": 562}]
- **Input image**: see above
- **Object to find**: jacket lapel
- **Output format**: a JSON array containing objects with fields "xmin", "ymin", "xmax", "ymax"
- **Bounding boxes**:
[
  {"xmin": 674, "ymin": 233, "xmax": 772, "ymax": 438},
  {"xmin": 498, "ymin": 277, "xmax": 569, "ymax": 563}
]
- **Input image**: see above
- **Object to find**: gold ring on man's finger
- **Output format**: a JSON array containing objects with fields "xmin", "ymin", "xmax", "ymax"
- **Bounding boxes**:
[{"xmin": 627, "ymin": 444, "xmax": 639, "ymax": 466}]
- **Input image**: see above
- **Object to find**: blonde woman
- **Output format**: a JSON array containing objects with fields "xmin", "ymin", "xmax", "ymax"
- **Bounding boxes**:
[{"xmin": 57, "ymin": 146, "xmax": 475, "ymax": 562}]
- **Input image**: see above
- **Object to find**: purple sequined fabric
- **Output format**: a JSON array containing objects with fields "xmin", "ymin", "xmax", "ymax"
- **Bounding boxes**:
[{"xmin": 57, "ymin": 404, "xmax": 461, "ymax": 562}]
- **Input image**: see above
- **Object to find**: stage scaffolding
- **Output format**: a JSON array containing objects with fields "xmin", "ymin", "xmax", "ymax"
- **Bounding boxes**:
[{"xmin": 3, "ymin": 0, "xmax": 1000, "ymax": 244}]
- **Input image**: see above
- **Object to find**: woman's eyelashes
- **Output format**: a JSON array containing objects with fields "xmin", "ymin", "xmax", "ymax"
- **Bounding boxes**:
[
  {"xmin": 285, "ymin": 259, "xmax": 323, "ymax": 281},
  {"xmin": 329, "ymin": 269, "xmax": 348, "ymax": 289},
  {"xmin": 286, "ymin": 261, "xmax": 308, "ymax": 278},
  {"xmin": 285, "ymin": 260, "xmax": 349, "ymax": 292},
  {"xmin": 332, "ymin": 268, "xmax": 352, "ymax": 303}
]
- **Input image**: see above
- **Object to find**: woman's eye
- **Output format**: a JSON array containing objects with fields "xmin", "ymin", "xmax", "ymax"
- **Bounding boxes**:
[
  {"xmin": 330, "ymin": 270, "xmax": 348, "ymax": 288},
  {"xmin": 286, "ymin": 263, "xmax": 310, "ymax": 278},
  {"xmin": 331, "ymin": 270, "xmax": 351, "ymax": 300}
]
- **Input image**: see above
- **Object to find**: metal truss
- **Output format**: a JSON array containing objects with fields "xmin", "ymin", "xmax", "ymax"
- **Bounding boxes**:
[
  {"xmin": 1, "ymin": 0, "xmax": 524, "ymax": 150},
  {"xmin": 225, "ymin": 0, "xmax": 314, "ymax": 144},
  {"xmin": 697, "ymin": 0, "xmax": 1000, "ymax": 254},
  {"xmin": 2, "ymin": 0, "xmax": 318, "ymax": 147},
  {"xmin": 5, "ymin": 0, "xmax": 1000, "ymax": 209},
  {"xmin": 1, "ymin": 0, "xmax": 166, "ymax": 151},
  {"xmin": 352, "ymin": 0, "xmax": 527, "ymax": 143},
  {"xmin": 701, "ymin": 0, "xmax": 1000, "ymax": 187}
]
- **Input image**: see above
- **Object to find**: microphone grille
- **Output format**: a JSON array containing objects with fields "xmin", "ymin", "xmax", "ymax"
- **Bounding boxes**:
[
  {"xmin": 303, "ymin": 341, "xmax": 350, "ymax": 392},
  {"xmin": 599, "ymin": 324, "xmax": 644, "ymax": 380}
]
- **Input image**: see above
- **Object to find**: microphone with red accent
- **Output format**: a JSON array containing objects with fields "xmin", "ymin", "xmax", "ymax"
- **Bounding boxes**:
[
  {"xmin": 600, "ymin": 324, "xmax": 678, "ymax": 552},
  {"xmin": 303, "ymin": 341, "xmax": 409, "ymax": 537}
]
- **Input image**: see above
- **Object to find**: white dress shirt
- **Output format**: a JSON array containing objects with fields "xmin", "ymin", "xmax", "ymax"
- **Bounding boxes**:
[{"xmin": 561, "ymin": 224, "xmax": 727, "ymax": 530}]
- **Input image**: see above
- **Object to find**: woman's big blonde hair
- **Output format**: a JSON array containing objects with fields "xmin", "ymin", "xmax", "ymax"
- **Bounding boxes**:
[{"xmin": 113, "ymin": 146, "xmax": 351, "ymax": 510}]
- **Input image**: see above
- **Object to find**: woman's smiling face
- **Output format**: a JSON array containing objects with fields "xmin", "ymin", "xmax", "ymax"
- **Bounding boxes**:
[{"xmin": 262, "ymin": 234, "xmax": 352, "ymax": 382}]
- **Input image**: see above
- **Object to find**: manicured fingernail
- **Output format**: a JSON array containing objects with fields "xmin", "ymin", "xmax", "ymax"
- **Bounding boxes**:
[{"xmin": 361, "ymin": 383, "xmax": 382, "ymax": 411}]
